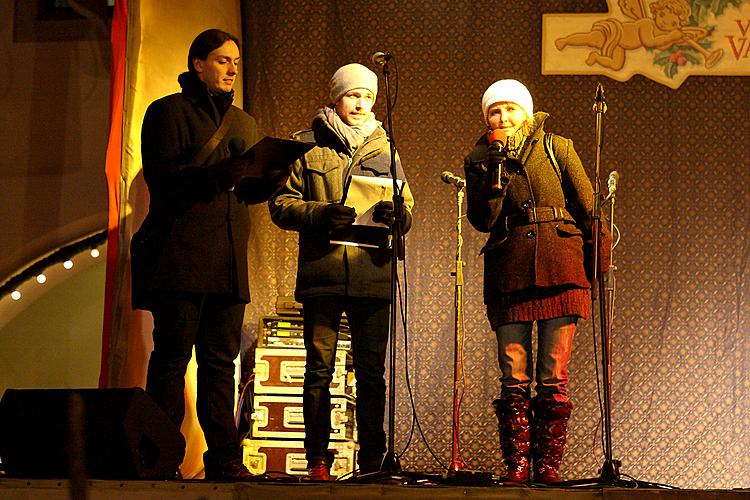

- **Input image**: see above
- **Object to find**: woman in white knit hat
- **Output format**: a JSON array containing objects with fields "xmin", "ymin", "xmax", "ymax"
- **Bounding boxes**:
[
  {"xmin": 463, "ymin": 79, "xmax": 609, "ymax": 484},
  {"xmin": 269, "ymin": 63, "xmax": 414, "ymax": 481}
]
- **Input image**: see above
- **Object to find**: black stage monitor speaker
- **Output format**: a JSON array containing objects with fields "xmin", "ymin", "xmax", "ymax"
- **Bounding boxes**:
[{"xmin": 0, "ymin": 387, "xmax": 185, "ymax": 479}]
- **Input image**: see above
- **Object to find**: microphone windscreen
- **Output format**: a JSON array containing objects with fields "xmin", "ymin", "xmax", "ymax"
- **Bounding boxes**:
[
  {"xmin": 488, "ymin": 128, "xmax": 507, "ymax": 146},
  {"xmin": 228, "ymin": 137, "xmax": 246, "ymax": 157}
]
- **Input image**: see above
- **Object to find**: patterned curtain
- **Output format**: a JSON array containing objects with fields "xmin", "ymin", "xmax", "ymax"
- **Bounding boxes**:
[{"xmin": 239, "ymin": 0, "xmax": 750, "ymax": 488}]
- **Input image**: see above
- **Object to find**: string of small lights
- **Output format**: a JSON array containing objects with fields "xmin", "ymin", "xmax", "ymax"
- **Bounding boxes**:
[{"xmin": 0, "ymin": 230, "xmax": 107, "ymax": 301}]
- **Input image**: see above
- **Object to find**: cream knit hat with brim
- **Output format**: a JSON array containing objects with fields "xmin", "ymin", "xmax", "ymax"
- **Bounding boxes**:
[
  {"xmin": 481, "ymin": 79, "xmax": 533, "ymax": 124},
  {"xmin": 328, "ymin": 63, "xmax": 378, "ymax": 104}
]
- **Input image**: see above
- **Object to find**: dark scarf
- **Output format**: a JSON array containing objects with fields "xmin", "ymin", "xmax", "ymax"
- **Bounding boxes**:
[{"xmin": 178, "ymin": 71, "xmax": 234, "ymax": 121}]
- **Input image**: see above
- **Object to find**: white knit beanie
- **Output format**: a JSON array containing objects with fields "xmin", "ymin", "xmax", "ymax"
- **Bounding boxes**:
[
  {"xmin": 328, "ymin": 63, "xmax": 378, "ymax": 103},
  {"xmin": 481, "ymin": 79, "xmax": 533, "ymax": 123}
]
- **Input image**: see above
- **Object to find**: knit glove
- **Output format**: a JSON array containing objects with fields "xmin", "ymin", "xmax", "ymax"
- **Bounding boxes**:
[
  {"xmin": 322, "ymin": 203, "xmax": 356, "ymax": 228},
  {"xmin": 372, "ymin": 201, "xmax": 395, "ymax": 225},
  {"xmin": 486, "ymin": 142, "xmax": 505, "ymax": 169}
]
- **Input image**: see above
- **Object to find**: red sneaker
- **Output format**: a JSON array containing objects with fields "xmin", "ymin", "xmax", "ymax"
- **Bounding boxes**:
[{"xmin": 308, "ymin": 463, "xmax": 331, "ymax": 481}]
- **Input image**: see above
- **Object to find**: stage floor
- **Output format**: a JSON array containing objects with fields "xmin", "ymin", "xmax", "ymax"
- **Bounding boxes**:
[{"xmin": 1, "ymin": 477, "xmax": 749, "ymax": 500}]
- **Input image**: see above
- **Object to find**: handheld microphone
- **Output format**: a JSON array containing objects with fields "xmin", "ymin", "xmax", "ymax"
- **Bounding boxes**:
[
  {"xmin": 223, "ymin": 137, "xmax": 247, "ymax": 191},
  {"xmin": 228, "ymin": 137, "xmax": 246, "ymax": 157},
  {"xmin": 371, "ymin": 51, "xmax": 393, "ymax": 66},
  {"xmin": 440, "ymin": 171, "xmax": 465, "ymax": 188},
  {"xmin": 488, "ymin": 129, "xmax": 508, "ymax": 193}
]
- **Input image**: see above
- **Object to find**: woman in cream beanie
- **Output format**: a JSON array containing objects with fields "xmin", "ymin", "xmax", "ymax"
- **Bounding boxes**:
[
  {"xmin": 462, "ymin": 79, "xmax": 610, "ymax": 484},
  {"xmin": 481, "ymin": 79, "xmax": 534, "ymax": 125}
]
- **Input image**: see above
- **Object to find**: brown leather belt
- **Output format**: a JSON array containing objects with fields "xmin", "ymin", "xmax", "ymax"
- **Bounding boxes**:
[{"xmin": 506, "ymin": 206, "xmax": 573, "ymax": 227}]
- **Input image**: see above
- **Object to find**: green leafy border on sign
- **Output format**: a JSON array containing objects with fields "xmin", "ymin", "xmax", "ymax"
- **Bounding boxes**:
[{"xmin": 651, "ymin": 0, "xmax": 743, "ymax": 78}]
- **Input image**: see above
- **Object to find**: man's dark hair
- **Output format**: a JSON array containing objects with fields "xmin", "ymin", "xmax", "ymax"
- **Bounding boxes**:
[{"xmin": 186, "ymin": 29, "xmax": 240, "ymax": 73}]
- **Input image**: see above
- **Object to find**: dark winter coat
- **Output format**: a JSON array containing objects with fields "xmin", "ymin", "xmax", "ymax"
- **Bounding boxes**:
[
  {"xmin": 131, "ymin": 72, "xmax": 269, "ymax": 310},
  {"xmin": 464, "ymin": 112, "xmax": 605, "ymax": 304},
  {"xmin": 268, "ymin": 115, "xmax": 414, "ymax": 301}
]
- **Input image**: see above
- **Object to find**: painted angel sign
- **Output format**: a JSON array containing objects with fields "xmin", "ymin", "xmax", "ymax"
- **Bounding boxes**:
[{"xmin": 542, "ymin": 0, "xmax": 750, "ymax": 88}]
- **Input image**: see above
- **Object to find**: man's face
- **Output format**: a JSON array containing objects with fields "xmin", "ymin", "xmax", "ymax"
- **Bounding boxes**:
[
  {"xmin": 193, "ymin": 40, "xmax": 240, "ymax": 94},
  {"xmin": 335, "ymin": 88, "xmax": 375, "ymax": 126},
  {"xmin": 487, "ymin": 101, "xmax": 528, "ymax": 137}
]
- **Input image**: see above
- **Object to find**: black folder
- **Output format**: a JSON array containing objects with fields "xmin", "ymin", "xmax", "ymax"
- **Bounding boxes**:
[{"xmin": 239, "ymin": 136, "xmax": 314, "ymax": 178}]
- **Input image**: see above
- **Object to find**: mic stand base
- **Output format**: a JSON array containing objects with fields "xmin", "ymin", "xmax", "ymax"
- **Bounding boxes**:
[
  {"xmin": 381, "ymin": 450, "xmax": 400, "ymax": 475},
  {"xmin": 557, "ymin": 458, "xmax": 675, "ymax": 489},
  {"xmin": 443, "ymin": 469, "xmax": 495, "ymax": 486},
  {"xmin": 344, "ymin": 453, "xmax": 440, "ymax": 485}
]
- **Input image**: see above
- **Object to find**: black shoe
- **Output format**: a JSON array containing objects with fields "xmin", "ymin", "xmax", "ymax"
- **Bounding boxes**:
[
  {"xmin": 357, "ymin": 458, "xmax": 383, "ymax": 475},
  {"xmin": 205, "ymin": 459, "xmax": 256, "ymax": 481}
]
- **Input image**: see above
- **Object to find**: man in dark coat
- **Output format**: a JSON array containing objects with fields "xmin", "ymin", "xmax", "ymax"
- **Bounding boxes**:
[{"xmin": 131, "ymin": 29, "xmax": 277, "ymax": 481}]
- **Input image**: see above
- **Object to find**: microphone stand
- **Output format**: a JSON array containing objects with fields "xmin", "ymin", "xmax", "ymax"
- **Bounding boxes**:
[
  {"xmin": 562, "ymin": 85, "xmax": 669, "ymax": 489},
  {"xmin": 448, "ymin": 183, "xmax": 467, "ymax": 475},
  {"xmin": 441, "ymin": 180, "xmax": 494, "ymax": 486},
  {"xmin": 555, "ymin": 83, "xmax": 618, "ymax": 487},
  {"xmin": 592, "ymin": 82, "xmax": 620, "ymax": 483},
  {"xmin": 381, "ymin": 54, "xmax": 404, "ymax": 477},
  {"xmin": 345, "ymin": 54, "xmax": 404, "ymax": 482}
]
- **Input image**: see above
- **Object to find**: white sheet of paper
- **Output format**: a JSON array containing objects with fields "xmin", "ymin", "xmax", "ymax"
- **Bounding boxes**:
[
  {"xmin": 329, "ymin": 175, "xmax": 403, "ymax": 248},
  {"xmin": 342, "ymin": 175, "xmax": 403, "ymax": 228}
]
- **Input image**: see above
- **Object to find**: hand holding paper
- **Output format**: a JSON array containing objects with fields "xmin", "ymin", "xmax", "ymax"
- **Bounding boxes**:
[
  {"xmin": 372, "ymin": 200, "xmax": 395, "ymax": 225},
  {"xmin": 330, "ymin": 175, "xmax": 404, "ymax": 248},
  {"xmin": 323, "ymin": 203, "xmax": 356, "ymax": 229}
]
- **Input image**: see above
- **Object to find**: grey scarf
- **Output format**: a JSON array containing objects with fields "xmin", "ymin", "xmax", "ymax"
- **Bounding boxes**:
[{"xmin": 317, "ymin": 106, "xmax": 379, "ymax": 150}]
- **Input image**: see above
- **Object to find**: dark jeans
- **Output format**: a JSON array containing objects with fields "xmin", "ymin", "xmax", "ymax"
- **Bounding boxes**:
[
  {"xmin": 302, "ymin": 296, "xmax": 389, "ymax": 468},
  {"xmin": 495, "ymin": 316, "xmax": 577, "ymax": 401},
  {"xmin": 146, "ymin": 292, "xmax": 245, "ymax": 469}
]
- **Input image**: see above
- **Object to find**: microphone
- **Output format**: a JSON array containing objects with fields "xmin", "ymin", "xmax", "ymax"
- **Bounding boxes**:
[
  {"xmin": 488, "ymin": 128, "xmax": 507, "ymax": 147},
  {"xmin": 488, "ymin": 129, "xmax": 508, "ymax": 193},
  {"xmin": 593, "ymin": 82, "xmax": 607, "ymax": 113},
  {"xmin": 595, "ymin": 83, "xmax": 604, "ymax": 103},
  {"xmin": 228, "ymin": 136, "xmax": 246, "ymax": 157},
  {"xmin": 370, "ymin": 51, "xmax": 393, "ymax": 66},
  {"xmin": 606, "ymin": 170, "xmax": 619, "ymax": 198},
  {"xmin": 440, "ymin": 171, "xmax": 465, "ymax": 188},
  {"xmin": 224, "ymin": 137, "xmax": 247, "ymax": 191}
]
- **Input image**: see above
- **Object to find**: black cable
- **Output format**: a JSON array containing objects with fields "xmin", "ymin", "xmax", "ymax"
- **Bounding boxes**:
[{"xmin": 395, "ymin": 260, "xmax": 450, "ymax": 471}]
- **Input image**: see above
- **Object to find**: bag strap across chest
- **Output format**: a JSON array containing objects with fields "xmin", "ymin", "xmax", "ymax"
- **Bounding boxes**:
[
  {"xmin": 544, "ymin": 132, "xmax": 562, "ymax": 184},
  {"xmin": 192, "ymin": 110, "xmax": 234, "ymax": 166}
]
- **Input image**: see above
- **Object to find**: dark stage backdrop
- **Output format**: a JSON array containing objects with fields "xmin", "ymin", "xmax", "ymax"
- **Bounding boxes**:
[{"xmin": 238, "ymin": 0, "xmax": 749, "ymax": 489}]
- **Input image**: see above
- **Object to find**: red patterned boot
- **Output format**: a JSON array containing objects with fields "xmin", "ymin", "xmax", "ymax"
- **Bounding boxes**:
[
  {"xmin": 492, "ymin": 396, "xmax": 532, "ymax": 482},
  {"xmin": 531, "ymin": 396, "xmax": 573, "ymax": 484}
]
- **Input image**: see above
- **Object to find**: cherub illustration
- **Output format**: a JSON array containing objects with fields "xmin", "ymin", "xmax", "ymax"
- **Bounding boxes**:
[{"xmin": 554, "ymin": 0, "xmax": 718, "ymax": 70}]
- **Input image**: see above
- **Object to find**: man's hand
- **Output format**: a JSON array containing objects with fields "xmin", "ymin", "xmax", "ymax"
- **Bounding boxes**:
[
  {"xmin": 322, "ymin": 203, "xmax": 356, "ymax": 228},
  {"xmin": 372, "ymin": 200, "xmax": 395, "ymax": 225},
  {"xmin": 214, "ymin": 158, "xmax": 249, "ymax": 191}
]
